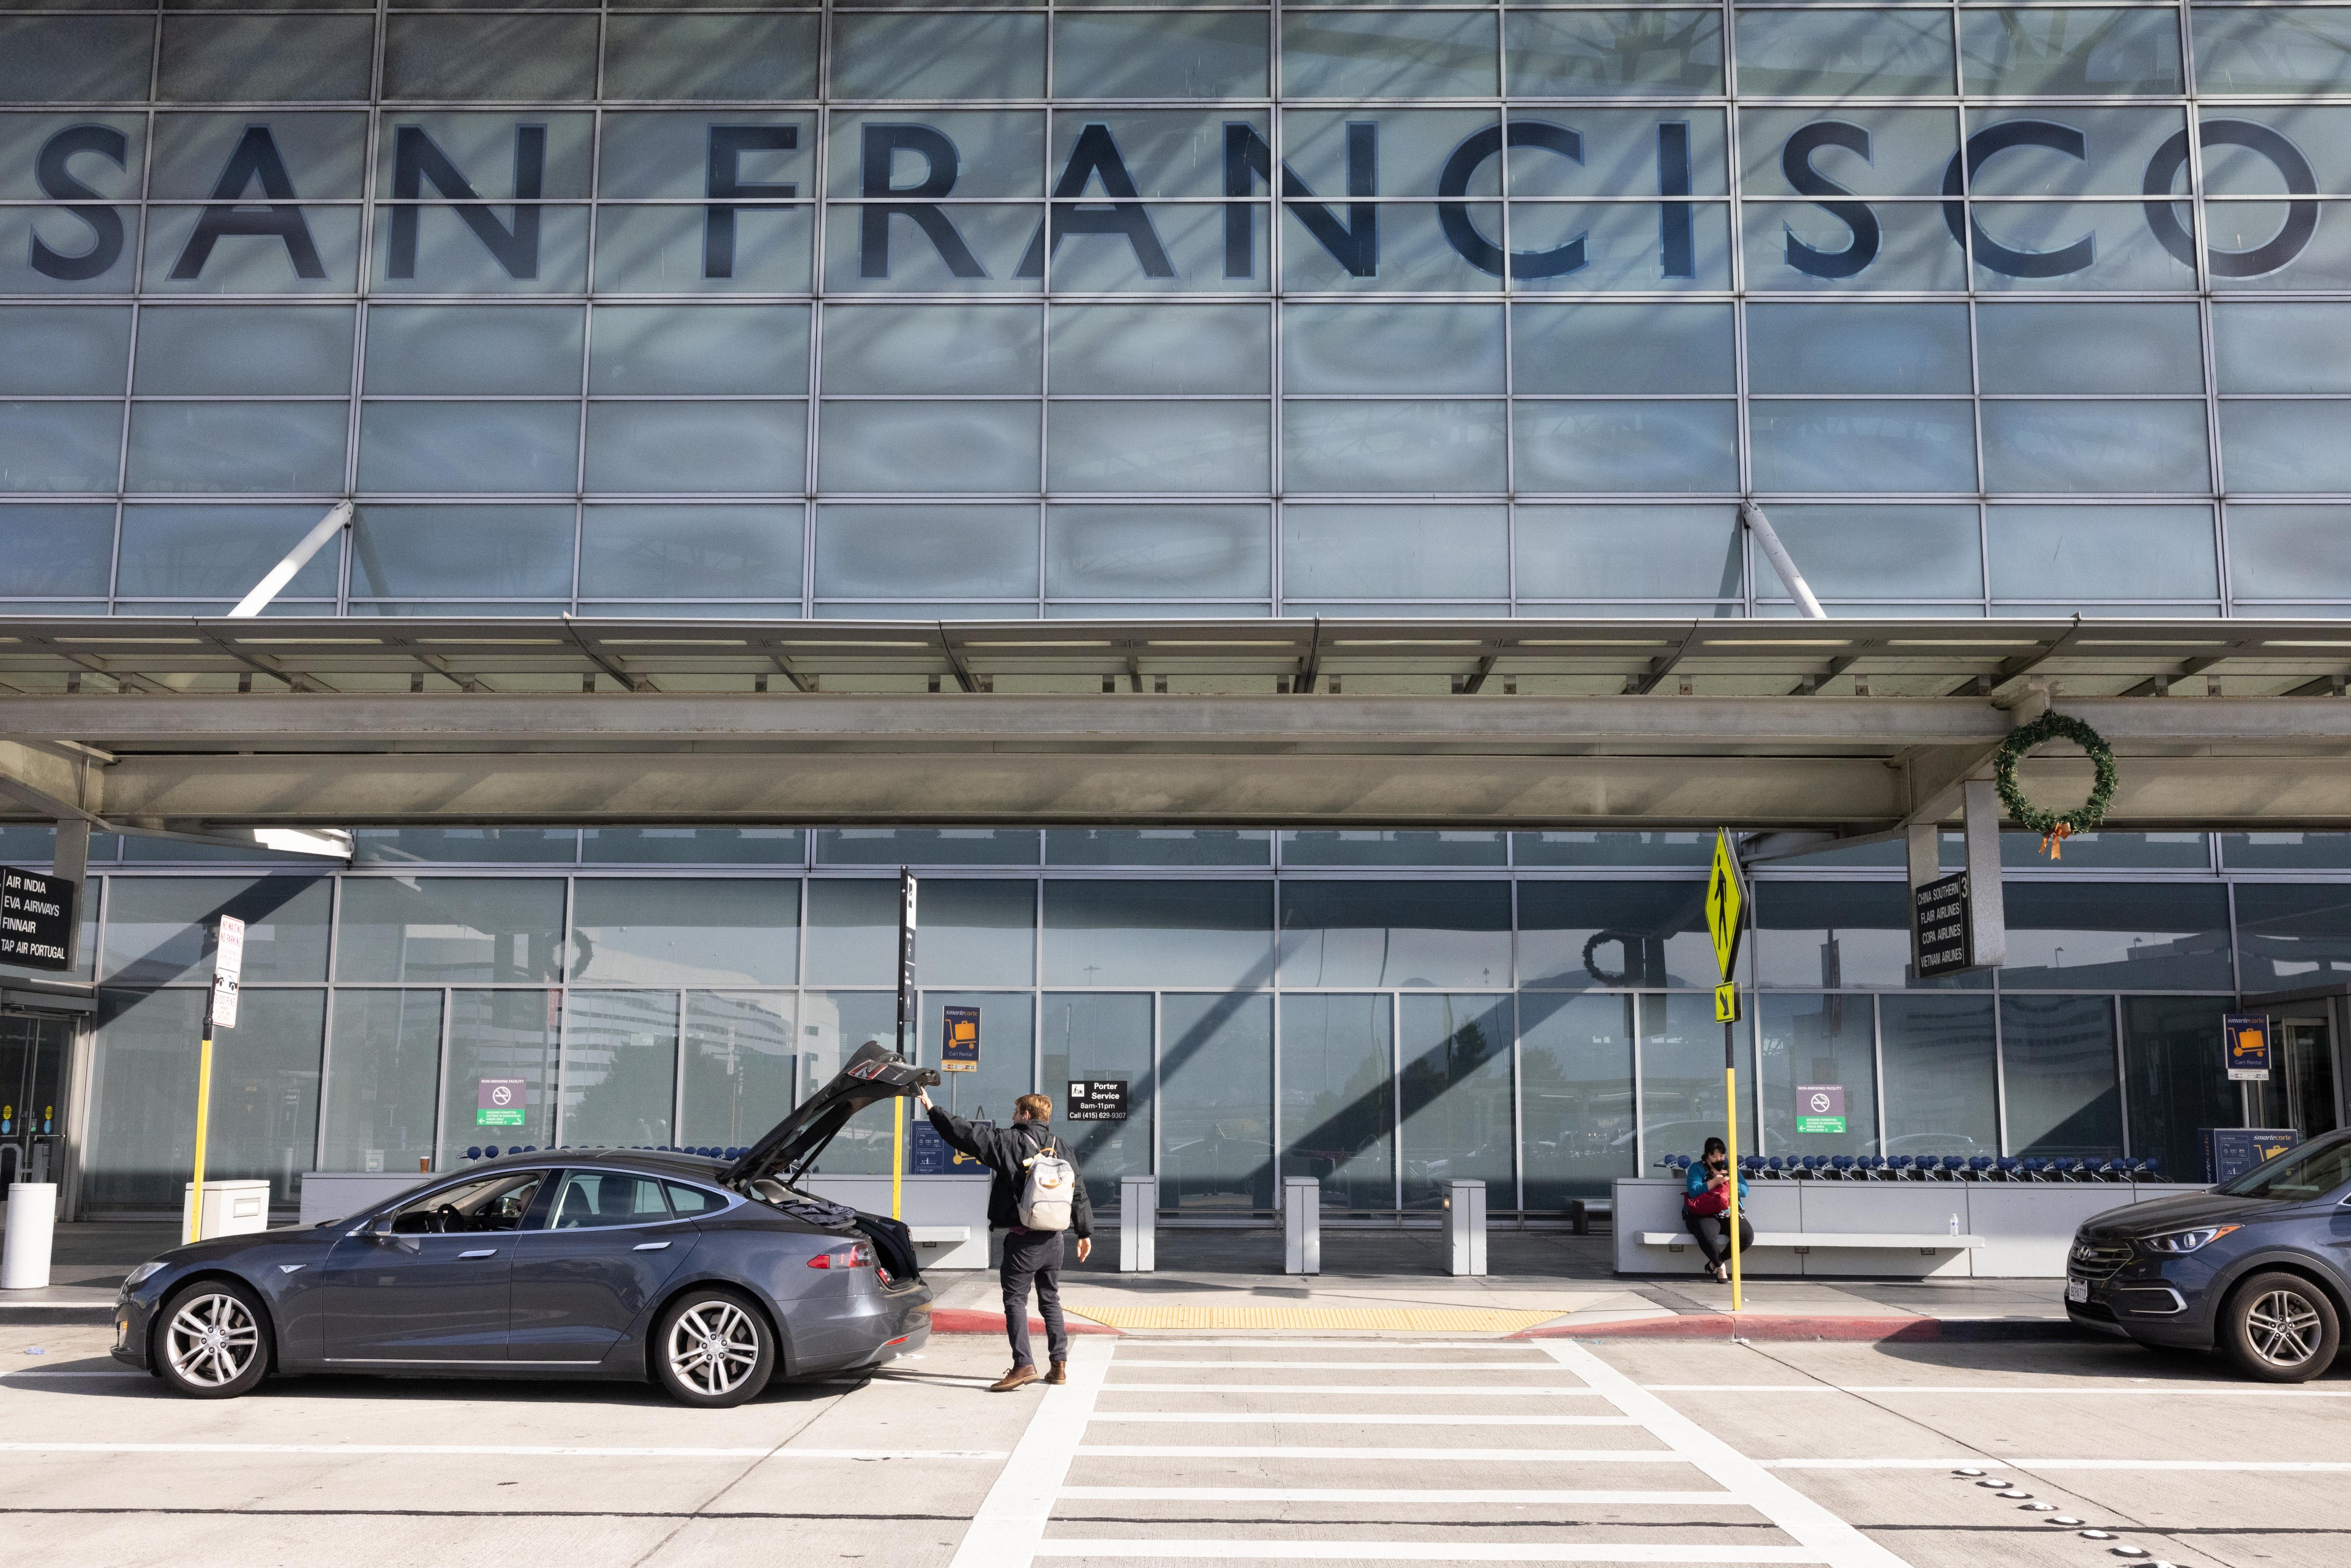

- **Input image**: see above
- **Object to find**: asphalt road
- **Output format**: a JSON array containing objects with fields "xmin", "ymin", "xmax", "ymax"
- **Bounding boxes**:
[{"xmin": 1, "ymin": 1316, "xmax": 2344, "ymax": 1568}]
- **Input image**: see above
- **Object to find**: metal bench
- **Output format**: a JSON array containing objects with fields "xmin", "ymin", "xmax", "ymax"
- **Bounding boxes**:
[{"xmin": 1569, "ymin": 1198, "xmax": 1613, "ymax": 1236}]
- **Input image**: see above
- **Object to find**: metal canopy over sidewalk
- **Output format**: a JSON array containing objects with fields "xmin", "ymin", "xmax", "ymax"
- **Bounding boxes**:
[{"xmin": 2, "ymin": 613, "xmax": 2350, "ymax": 836}]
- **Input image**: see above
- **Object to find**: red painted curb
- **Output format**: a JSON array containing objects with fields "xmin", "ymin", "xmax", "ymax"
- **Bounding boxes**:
[
  {"xmin": 931, "ymin": 1307, "xmax": 1122, "ymax": 1337},
  {"xmin": 1515, "ymin": 1314, "xmax": 2077, "ymax": 1343}
]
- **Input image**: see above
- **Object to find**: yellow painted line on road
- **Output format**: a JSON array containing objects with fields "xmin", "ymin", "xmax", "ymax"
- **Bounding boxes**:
[{"xmin": 1068, "ymin": 1305, "xmax": 1564, "ymax": 1332}]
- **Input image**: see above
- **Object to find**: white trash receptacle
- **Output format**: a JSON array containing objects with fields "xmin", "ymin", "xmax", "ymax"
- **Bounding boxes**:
[
  {"xmin": 1, "ymin": 1182, "xmax": 57, "ymax": 1289},
  {"xmin": 1119, "ymin": 1175, "xmax": 1157, "ymax": 1272},
  {"xmin": 1445, "ymin": 1179, "xmax": 1487, "ymax": 1276},
  {"xmin": 182, "ymin": 1179, "xmax": 273, "ymax": 1241},
  {"xmin": 1283, "ymin": 1176, "xmax": 1321, "ymax": 1275}
]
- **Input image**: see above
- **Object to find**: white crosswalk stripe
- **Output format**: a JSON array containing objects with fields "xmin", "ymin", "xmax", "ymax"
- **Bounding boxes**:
[{"xmin": 946, "ymin": 1337, "xmax": 1919, "ymax": 1568}]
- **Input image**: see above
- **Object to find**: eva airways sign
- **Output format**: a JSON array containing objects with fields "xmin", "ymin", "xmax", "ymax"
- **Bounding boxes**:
[{"xmin": 24, "ymin": 113, "xmax": 2322, "ymax": 287}]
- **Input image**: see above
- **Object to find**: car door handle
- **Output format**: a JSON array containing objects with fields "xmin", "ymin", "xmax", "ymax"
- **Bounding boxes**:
[
  {"xmin": 633, "ymin": 1241, "xmax": 672, "ymax": 1251},
  {"xmin": 458, "ymin": 1248, "xmax": 498, "ymax": 1259}
]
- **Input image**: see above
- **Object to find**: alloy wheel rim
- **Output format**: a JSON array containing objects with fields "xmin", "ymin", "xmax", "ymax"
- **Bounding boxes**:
[
  {"xmin": 2246, "ymin": 1289, "xmax": 2323, "ymax": 1366},
  {"xmin": 165, "ymin": 1292, "xmax": 260, "ymax": 1387},
  {"xmin": 669, "ymin": 1301, "xmax": 760, "ymax": 1395}
]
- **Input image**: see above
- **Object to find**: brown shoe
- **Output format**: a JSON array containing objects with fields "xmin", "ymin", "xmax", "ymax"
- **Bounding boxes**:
[
  {"xmin": 1044, "ymin": 1362, "xmax": 1068, "ymax": 1385},
  {"xmin": 989, "ymin": 1364, "xmax": 1040, "ymax": 1393}
]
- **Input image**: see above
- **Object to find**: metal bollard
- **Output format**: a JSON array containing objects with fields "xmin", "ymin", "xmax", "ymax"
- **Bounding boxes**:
[
  {"xmin": 1119, "ymin": 1174, "xmax": 1157, "ymax": 1272},
  {"xmin": 1, "ymin": 1182, "xmax": 57, "ymax": 1290},
  {"xmin": 1283, "ymin": 1176, "xmax": 1321, "ymax": 1275},
  {"xmin": 1444, "ymin": 1179, "xmax": 1487, "ymax": 1277}
]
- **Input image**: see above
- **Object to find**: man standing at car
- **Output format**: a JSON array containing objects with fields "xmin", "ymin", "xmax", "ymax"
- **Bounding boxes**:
[{"xmin": 915, "ymin": 1087, "xmax": 1093, "ymax": 1391}]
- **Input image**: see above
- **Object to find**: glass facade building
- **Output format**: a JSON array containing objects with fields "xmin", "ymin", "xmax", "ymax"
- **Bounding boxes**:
[{"xmin": 0, "ymin": 1, "xmax": 2347, "ymax": 617}]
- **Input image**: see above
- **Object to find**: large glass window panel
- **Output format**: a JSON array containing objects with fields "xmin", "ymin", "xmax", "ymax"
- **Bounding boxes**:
[
  {"xmin": 0, "ymin": 306, "xmax": 129, "ymax": 397},
  {"xmin": 351, "ymin": 830, "xmax": 577, "ymax": 869},
  {"xmin": 1520, "ymin": 880, "xmax": 1711, "ymax": 991},
  {"xmin": 367, "ymin": 113, "xmax": 594, "ymax": 204},
  {"xmin": 86, "ymin": 990, "xmax": 194, "ymax": 1209},
  {"xmin": 362, "ymin": 306, "xmax": 582, "ymax": 398},
  {"xmin": 1515, "ymin": 505, "xmax": 1741, "ymax": 601},
  {"xmin": 1040, "ymin": 991, "xmax": 1153, "ymax": 1199},
  {"xmin": 1735, "ymin": 11, "xmax": 1956, "ymax": 97},
  {"xmin": 1399, "ymin": 993, "xmax": 1514, "ymax": 1208},
  {"xmin": 1282, "ymin": 10, "xmax": 1499, "ymax": 99},
  {"xmin": 1281, "ymin": 110, "xmax": 1499, "ymax": 203},
  {"xmin": 2238, "ymin": 884, "xmax": 2351, "ymax": 992},
  {"xmin": 601, "ymin": 14, "xmax": 822, "ymax": 102},
  {"xmin": 560, "ymin": 991, "xmax": 679, "ymax": 1149},
  {"xmin": 2192, "ymin": 9, "xmax": 2351, "ymax": 95},
  {"xmin": 570, "ymin": 879, "xmax": 799, "ymax": 988},
  {"xmin": 814, "ymin": 506, "xmax": 1038, "ymax": 599},
  {"xmin": 1280, "ymin": 994, "xmax": 1395, "ymax": 1212},
  {"xmin": 1978, "ymin": 304, "xmax": 2202, "ymax": 396},
  {"xmin": 1755, "ymin": 505, "xmax": 1984, "ymax": 603},
  {"xmin": 830, "ymin": 15, "xmax": 1048, "ymax": 100},
  {"xmin": 1044, "ymin": 880, "xmax": 1273, "ymax": 989},
  {"xmin": 908, "ymin": 879, "xmax": 1037, "ymax": 988},
  {"xmin": 1960, "ymin": 10, "xmax": 2181, "ymax": 97},
  {"xmin": 1281, "ymin": 506, "xmax": 1506, "ymax": 600},
  {"xmin": 1055, "ymin": 12, "xmax": 1269, "ymax": 100},
  {"xmin": 0, "ymin": 18, "xmax": 156, "ymax": 105},
  {"xmin": 921, "ymin": 990, "xmax": 1033, "ymax": 1128},
  {"xmin": 823, "ymin": 306, "xmax": 1040, "ymax": 397},
  {"xmin": 1739, "ymin": 110, "xmax": 1961, "ymax": 201},
  {"xmin": 680, "ymin": 992, "xmax": 797, "ymax": 1152},
  {"xmin": 160, "ymin": 15, "xmax": 375, "ymax": 103},
  {"xmin": 1279, "ymin": 881, "xmax": 1510, "ymax": 991},
  {"xmin": 1506, "ymin": 11, "xmax": 1723, "ymax": 97},
  {"xmin": 1760, "ymin": 992, "xmax": 1878, "ymax": 1159},
  {"xmin": 127, "ymin": 403, "xmax": 348, "ymax": 496},
  {"xmin": 1982, "ymin": 404, "xmax": 2210, "ymax": 496},
  {"xmin": 1745, "ymin": 305, "xmax": 1970, "ymax": 396},
  {"xmin": 1283, "ymin": 403, "xmax": 1503, "ymax": 495},
  {"xmin": 2214, "ymin": 304, "xmax": 2351, "ymax": 395},
  {"xmin": 1160, "ymin": 992, "xmax": 1273, "ymax": 1212},
  {"xmin": 370, "ymin": 206, "xmax": 591, "ymax": 298},
  {"xmin": 817, "ymin": 405, "xmax": 1039, "ymax": 494},
  {"xmin": 1513, "ymin": 402, "xmax": 1739, "ymax": 493},
  {"xmin": 2000, "ymin": 882, "xmax": 2232, "ymax": 992},
  {"xmin": 1961, "ymin": 108, "xmax": 2191, "ymax": 200},
  {"xmin": 357, "ymin": 404, "xmax": 579, "ymax": 496},
  {"xmin": 2221, "ymin": 402, "xmax": 2351, "ymax": 493},
  {"xmin": 805, "ymin": 880, "xmax": 896, "ymax": 986},
  {"xmin": 1507, "ymin": 200, "xmax": 1735, "ymax": 295},
  {"xmin": 583, "ymin": 830, "xmax": 805, "ymax": 868},
  {"xmin": 2123, "ymin": 996, "xmax": 2240, "ymax": 1179},
  {"xmin": 135, "ymin": 307, "xmax": 353, "ymax": 398},
  {"xmin": 321, "ymin": 989, "xmax": 442, "ymax": 1175},
  {"xmin": 1637, "ymin": 990, "xmax": 1751, "ymax": 1168},
  {"xmin": 2001, "ymin": 996, "xmax": 2121, "ymax": 1160},
  {"xmin": 1281, "ymin": 203, "xmax": 1502, "ymax": 294},
  {"xmin": 208, "ymin": 988, "xmax": 333, "ymax": 1207},
  {"xmin": 1515, "ymin": 833, "xmax": 1714, "ymax": 869},
  {"xmin": 1749, "ymin": 402, "xmax": 1977, "ymax": 495},
  {"xmin": 1880, "ymin": 994, "xmax": 1999, "ymax": 1158},
  {"xmin": 1985, "ymin": 506, "xmax": 2218, "ymax": 601},
  {"xmin": 383, "ymin": 16, "xmax": 598, "ymax": 102},
  {"xmin": 1965, "ymin": 203, "xmax": 2198, "ymax": 293},
  {"xmin": 1512, "ymin": 306, "xmax": 1733, "ymax": 397},
  {"xmin": 148, "ymin": 110, "xmax": 367, "ymax": 207},
  {"xmin": 348, "ymin": 507, "xmax": 576, "ymax": 601},
  {"xmin": 1283, "ymin": 304, "xmax": 1504, "ymax": 397},
  {"xmin": 116, "ymin": 506, "xmax": 345, "ymax": 602},
  {"xmin": 1997, "ymin": 833, "xmax": 2211, "ymax": 871},
  {"xmin": 2228, "ymin": 506, "xmax": 2351, "ymax": 602},
  {"xmin": 1049, "ymin": 401, "xmax": 1270, "ymax": 495},
  {"xmin": 801, "ymin": 989, "xmax": 900, "ymax": 1175},
  {"xmin": 1520, "ymin": 991, "xmax": 1635, "ymax": 1206},
  {"xmin": 593, "ymin": 203, "xmax": 814, "ymax": 296},
  {"xmin": 1282, "ymin": 832, "xmax": 1507, "ymax": 869},
  {"xmin": 1755, "ymin": 880, "xmax": 1973, "ymax": 992},
  {"xmin": 1048, "ymin": 830, "xmax": 1272, "ymax": 868},
  {"xmin": 1046, "ymin": 505, "xmax": 1269, "ymax": 599},
  {"xmin": 438, "ymin": 988, "xmax": 559, "ymax": 1165},
  {"xmin": 578, "ymin": 505, "xmax": 803, "ymax": 603},
  {"xmin": 0, "ymin": 506, "xmax": 112, "ymax": 598},
  {"xmin": 585, "ymin": 403, "xmax": 807, "ymax": 496},
  {"xmin": 1051, "ymin": 306, "xmax": 1265, "ymax": 397},
  {"xmin": 1740, "ymin": 204, "xmax": 1967, "ymax": 294},
  {"xmin": 102, "ymin": 877, "xmax": 330, "ymax": 986},
  {"xmin": 2227, "ymin": 834, "xmax": 2351, "ymax": 872},
  {"xmin": 599, "ymin": 112, "xmax": 810, "ymax": 203},
  {"xmin": 817, "ymin": 830, "xmax": 1040, "ymax": 868},
  {"xmin": 336, "ymin": 878, "xmax": 566, "ymax": 985}
]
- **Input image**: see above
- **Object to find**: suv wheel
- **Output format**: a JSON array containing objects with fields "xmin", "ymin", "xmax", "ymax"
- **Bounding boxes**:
[
  {"xmin": 652, "ymin": 1289, "xmax": 775, "ymax": 1407},
  {"xmin": 2222, "ymin": 1272, "xmax": 2341, "ymax": 1382},
  {"xmin": 155, "ymin": 1280, "xmax": 271, "ymax": 1398}
]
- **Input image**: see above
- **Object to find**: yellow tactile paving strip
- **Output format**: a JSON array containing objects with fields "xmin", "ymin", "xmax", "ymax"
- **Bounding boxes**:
[{"xmin": 1065, "ymin": 1305, "xmax": 1564, "ymax": 1332}]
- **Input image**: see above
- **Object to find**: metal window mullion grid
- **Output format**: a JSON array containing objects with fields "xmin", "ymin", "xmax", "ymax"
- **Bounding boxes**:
[
  {"xmin": 1991, "ymin": 980, "xmax": 2011, "ymax": 1157},
  {"xmin": 2111, "ymin": 990, "xmax": 2132, "ymax": 1159},
  {"xmin": 1722, "ymin": 0, "xmax": 1755, "ymax": 612},
  {"xmin": 806, "ymin": 8, "xmax": 834, "ymax": 621},
  {"xmin": 312, "ymin": 873, "xmax": 345, "ymax": 1171},
  {"xmin": 2177, "ymin": 9, "xmax": 2235, "ymax": 615},
  {"xmin": 551, "ymin": 873, "xmax": 575, "ymax": 1144}
]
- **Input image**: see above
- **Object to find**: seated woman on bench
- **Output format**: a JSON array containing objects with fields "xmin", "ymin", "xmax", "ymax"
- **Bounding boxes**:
[{"xmin": 1682, "ymin": 1136, "xmax": 1752, "ymax": 1283}]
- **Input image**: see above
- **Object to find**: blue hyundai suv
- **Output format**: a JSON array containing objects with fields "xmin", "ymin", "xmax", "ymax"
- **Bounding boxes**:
[{"xmin": 2067, "ymin": 1128, "xmax": 2351, "ymax": 1381}]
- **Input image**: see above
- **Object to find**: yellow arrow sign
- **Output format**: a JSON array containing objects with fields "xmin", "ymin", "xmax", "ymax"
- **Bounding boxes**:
[{"xmin": 1706, "ymin": 828, "xmax": 1745, "ymax": 981}]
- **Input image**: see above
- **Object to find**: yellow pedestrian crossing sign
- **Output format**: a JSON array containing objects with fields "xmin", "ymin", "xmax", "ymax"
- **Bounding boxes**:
[{"xmin": 1706, "ymin": 828, "xmax": 1745, "ymax": 981}]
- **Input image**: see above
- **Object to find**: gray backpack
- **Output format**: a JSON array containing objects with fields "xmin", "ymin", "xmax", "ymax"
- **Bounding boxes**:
[{"xmin": 1017, "ymin": 1135, "xmax": 1076, "ymax": 1231}]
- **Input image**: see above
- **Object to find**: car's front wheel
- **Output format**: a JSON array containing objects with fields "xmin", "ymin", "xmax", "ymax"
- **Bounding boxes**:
[
  {"xmin": 155, "ymin": 1280, "xmax": 270, "ymax": 1398},
  {"xmin": 2221, "ymin": 1272, "xmax": 2341, "ymax": 1382},
  {"xmin": 652, "ymin": 1288, "xmax": 775, "ymax": 1407}
]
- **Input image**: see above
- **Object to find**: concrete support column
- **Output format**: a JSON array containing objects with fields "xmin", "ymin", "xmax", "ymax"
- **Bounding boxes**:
[{"xmin": 51, "ymin": 817, "xmax": 88, "ymax": 972}]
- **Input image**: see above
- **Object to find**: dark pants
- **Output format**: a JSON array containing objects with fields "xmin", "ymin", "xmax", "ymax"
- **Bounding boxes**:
[
  {"xmin": 1000, "ymin": 1228, "xmax": 1067, "ymax": 1368},
  {"xmin": 1684, "ymin": 1210, "xmax": 1754, "ymax": 1270}
]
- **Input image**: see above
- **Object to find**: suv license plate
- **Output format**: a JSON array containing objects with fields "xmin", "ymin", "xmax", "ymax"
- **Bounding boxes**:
[{"xmin": 2065, "ymin": 1277, "xmax": 2088, "ymax": 1304}]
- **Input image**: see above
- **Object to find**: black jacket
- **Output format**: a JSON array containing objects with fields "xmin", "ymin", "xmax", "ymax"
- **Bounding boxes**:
[{"xmin": 928, "ymin": 1108, "xmax": 1094, "ymax": 1239}]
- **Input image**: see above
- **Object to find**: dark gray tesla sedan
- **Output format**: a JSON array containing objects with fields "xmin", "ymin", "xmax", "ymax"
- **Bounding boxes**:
[
  {"xmin": 113, "ymin": 1041, "xmax": 939, "ymax": 1406},
  {"xmin": 2066, "ymin": 1127, "xmax": 2351, "ymax": 1381}
]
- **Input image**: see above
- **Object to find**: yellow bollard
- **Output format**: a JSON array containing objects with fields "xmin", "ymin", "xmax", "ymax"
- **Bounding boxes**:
[
  {"xmin": 186, "ymin": 1020, "xmax": 215, "ymax": 1246},
  {"xmin": 1723, "ymin": 1060, "xmax": 1742, "ymax": 1313},
  {"xmin": 891, "ymin": 1095, "xmax": 904, "ymax": 1221}
]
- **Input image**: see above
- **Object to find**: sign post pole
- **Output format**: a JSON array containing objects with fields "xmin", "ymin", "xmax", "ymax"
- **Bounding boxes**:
[
  {"xmin": 1706, "ymin": 830, "xmax": 1746, "ymax": 1314},
  {"xmin": 187, "ymin": 915, "xmax": 245, "ymax": 1246},
  {"xmin": 893, "ymin": 869, "xmax": 918, "ymax": 1223}
]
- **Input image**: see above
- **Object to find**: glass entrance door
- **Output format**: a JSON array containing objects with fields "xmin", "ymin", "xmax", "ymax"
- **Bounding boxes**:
[
  {"xmin": 0, "ymin": 1012, "xmax": 74, "ymax": 1194},
  {"xmin": 2277, "ymin": 1019, "xmax": 2341, "ymax": 1141}
]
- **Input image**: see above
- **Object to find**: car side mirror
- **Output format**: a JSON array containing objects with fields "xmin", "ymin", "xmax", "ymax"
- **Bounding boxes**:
[{"xmin": 368, "ymin": 1215, "xmax": 399, "ymax": 1241}]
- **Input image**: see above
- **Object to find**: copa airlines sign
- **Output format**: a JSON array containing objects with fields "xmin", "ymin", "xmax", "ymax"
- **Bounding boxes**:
[{"xmin": 27, "ymin": 114, "xmax": 2319, "ymax": 287}]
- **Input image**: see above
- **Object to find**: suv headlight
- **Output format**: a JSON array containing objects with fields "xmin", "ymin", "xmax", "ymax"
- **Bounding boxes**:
[
  {"xmin": 122, "ymin": 1260, "xmax": 168, "ymax": 1289},
  {"xmin": 2137, "ymin": 1225, "xmax": 2239, "ymax": 1254}
]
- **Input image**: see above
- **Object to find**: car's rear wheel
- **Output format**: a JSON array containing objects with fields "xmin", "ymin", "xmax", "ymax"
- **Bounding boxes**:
[
  {"xmin": 2221, "ymin": 1272, "xmax": 2341, "ymax": 1382},
  {"xmin": 653, "ymin": 1289, "xmax": 775, "ymax": 1407},
  {"xmin": 155, "ymin": 1280, "xmax": 269, "ymax": 1399}
]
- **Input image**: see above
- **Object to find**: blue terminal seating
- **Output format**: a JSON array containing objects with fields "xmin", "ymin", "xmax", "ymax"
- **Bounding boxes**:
[
  {"xmin": 1883, "ymin": 1155, "xmax": 1913, "ymax": 1179},
  {"xmin": 1830, "ymin": 1155, "xmax": 1856, "ymax": 1179}
]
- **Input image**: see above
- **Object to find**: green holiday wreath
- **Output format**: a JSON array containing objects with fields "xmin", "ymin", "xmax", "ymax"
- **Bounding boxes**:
[{"xmin": 1994, "ymin": 712, "xmax": 2117, "ymax": 858}]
